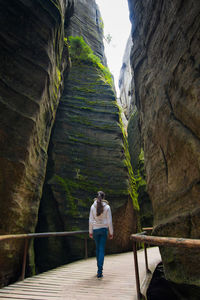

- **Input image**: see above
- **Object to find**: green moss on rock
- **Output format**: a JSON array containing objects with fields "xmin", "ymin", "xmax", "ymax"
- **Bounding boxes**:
[
  {"xmin": 127, "ymin": 112, "xmax": 153, "ymax": 227},
  {"xmin": 118, "ymin": 107, "xmax": 139, "ymax": 211},
  {"xmin": 68, "ymin": 36, "xmax": 114, "ymax": 87}
]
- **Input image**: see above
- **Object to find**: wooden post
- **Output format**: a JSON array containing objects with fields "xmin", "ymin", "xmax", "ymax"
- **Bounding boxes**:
[
  {"xmin": 84, "ymin": 236, "xmax": 88, "ymax": 259},
  {"xmin": 133, "ymin": 241, "xmax": 142, "ymax": 300},
  {"xmin": 21, "ymin": 239, "xmax": 29, "ymax": 280},
  {"xmin": 144, "ymin": 243, "xmax": 151, "ymax": 274}
]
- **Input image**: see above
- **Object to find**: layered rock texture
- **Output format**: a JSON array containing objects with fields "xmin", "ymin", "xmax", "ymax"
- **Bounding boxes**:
[
  {"xmin": 0, "ymin": 0, "xmax": 72, "ymax": 286},
  {"xmin": 128, "ymin": 0, "xmax": 200, "ymax": 288},
  {"xmin": 67, "ymin": 0, "xmax": 107, "ymax": 65},
  {"xmin": 127, "ymin": 115, "xmax": 153, "ymax": 228},
  {"xmin": 119, "ymin": 34, "xmax": 153, "ymax": 228},
  {"xmin": 119, "ymin": 35, "xmax": 139, "ymax": 170},
  {"xmin": 35, "ymin": 0, "xmax": 138, "ymax": 272},
  {"xmin": 118, "ymin": 35, "xmax": 135, "ymax": 123}
]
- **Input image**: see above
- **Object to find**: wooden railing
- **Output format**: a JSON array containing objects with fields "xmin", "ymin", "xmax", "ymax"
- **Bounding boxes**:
[
  {"xmin": 131, "ymin": 228, "xmax": 200, "ymax": 300},
  {"xmin": 0, "ymin": 230, "xmax": 89, "ymax": 281}
]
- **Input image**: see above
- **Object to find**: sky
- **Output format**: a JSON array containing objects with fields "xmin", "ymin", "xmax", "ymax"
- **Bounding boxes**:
[{"xmin": 95, "ymin": 0, "xmax": 131, "ymax": 96}]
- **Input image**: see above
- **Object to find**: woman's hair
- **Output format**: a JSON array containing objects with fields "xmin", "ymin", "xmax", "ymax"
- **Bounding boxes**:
[{"xmin": 96, "ymin": 191, "xmax": 105, "ymax": 216}]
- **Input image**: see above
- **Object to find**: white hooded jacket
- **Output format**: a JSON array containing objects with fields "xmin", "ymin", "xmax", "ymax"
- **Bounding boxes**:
[{"xmin": 89, "ymin": 199, "xmax": 113, "ymax": 235}]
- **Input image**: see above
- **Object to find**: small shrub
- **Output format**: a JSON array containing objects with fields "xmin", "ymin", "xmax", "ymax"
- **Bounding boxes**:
[{"xmin": 67, "ymin": 36, "xmax": 113, "ymax": 87}]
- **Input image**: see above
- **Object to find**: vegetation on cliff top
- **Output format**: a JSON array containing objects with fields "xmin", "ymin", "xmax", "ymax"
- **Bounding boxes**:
[{"xmin": 66, "ymin": 36, "xmax": 113, "ymax": 87}]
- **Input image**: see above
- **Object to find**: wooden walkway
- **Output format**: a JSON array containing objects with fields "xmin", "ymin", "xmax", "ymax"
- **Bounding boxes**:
[{"xmin": 0, "ymin": 247, "xmax": 161, "ymax": 300}]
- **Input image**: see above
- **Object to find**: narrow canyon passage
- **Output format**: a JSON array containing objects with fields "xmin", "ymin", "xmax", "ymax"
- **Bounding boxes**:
[{"xmin": 0, "ymin": 1, "xmax": 200, "ymax": 299}]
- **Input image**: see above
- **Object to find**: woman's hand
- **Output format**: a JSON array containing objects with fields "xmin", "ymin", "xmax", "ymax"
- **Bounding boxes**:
[
  {"xmin": 89, "ymin": 233, "xmax": 93, "ymax": 239},
  {"xmin": 109, "ymin": 234, "xmax": 113, "ymax": 240}
]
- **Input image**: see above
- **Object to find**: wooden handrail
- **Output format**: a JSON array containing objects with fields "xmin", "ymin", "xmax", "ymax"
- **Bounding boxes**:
[
  {"xmin": 130, "ymin": 231, "xmax": 200, "ymax": 300},
  {"xmin": 142, "ymin": 227, "xmax": 153, "ymax": 232},
  {"xmin": 131, "ymin": 233, "xmax": 200, "ymax": 248},
  {"xmin": 0, "ymin": 230, "xmax": 88, "ymax": 241},
  {"xmin": 0, "ymin": 230, "xmax": 89, "ymax": 281}
]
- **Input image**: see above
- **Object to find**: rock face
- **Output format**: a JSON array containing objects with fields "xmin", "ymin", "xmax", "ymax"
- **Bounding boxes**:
[
  {"xmin": 0, "ymin": 0, "xmax": 72, "ymax": 286},
  {"xmin": 67, "ymin": 0, "xmax": 107, "ymax": 65},
  {"xmin": 119, "ymin": 35, "xmax": 140, "ymax": 170},
  {"xmin": 128, "ymin": 0, "xmax": 200, "ymax": 287},
  {"xmin": 35, "ymin": 0, "xmax": 138, "ymax": 272},
  {"xmin": 119, "ymin": 34, "xmax": 153, "ymax": 228},
  {"xmin": 118, "ymin": 35, "xmax": 135, "ymax": 122},
  {"xmin": 127, "ymin": 113, "xmax": 153, "ymax": 228}
]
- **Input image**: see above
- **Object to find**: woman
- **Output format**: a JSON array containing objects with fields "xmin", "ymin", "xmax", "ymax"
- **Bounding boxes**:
[{"xmin": 89, "ymin": 191, "xmax": 113, "ymax": 278}]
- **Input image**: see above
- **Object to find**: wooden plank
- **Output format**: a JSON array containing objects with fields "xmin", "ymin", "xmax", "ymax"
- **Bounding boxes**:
[
  {"xmin": 0, "ymin": 290, "xmax": 59, "ymax": 296},
  {"xmin": 20, "ymin": 279, "xmax": 63, "ymax": 285},
  {"xmin": 0, "ymin": 287, "xmax": 59, "ymax": 294},
  {"xmin": 0, "ymin": 294, "xmax": 58, "ymax": 300},
  {"xmin": 3, "ymin": 285, "xmax": 59, "ymax": 292},
  {"xmin": 10, "ymin": 283, "xmax": 60, "ymax": 288},
  {"xmin": 23, "ymin": 279, "xmax": 63, "ymax": 284}
]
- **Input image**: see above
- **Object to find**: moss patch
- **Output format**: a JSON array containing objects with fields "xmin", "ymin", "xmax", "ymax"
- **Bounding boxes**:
[
  {"xmin": 68, "ymin": 36, "xmax": 113, "ymax": 87},
  {"xmin": 118, "ymin": 106, "xmax": 139, "ymax": 211},
  {"xmin": 127, "ymin": 112, "xmax": 153, "ymax": 227}
]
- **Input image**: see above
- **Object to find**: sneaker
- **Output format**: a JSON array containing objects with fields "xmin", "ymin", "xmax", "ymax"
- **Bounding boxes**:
[{"xmin": 97, "ymin": 273, "xmax": 103, "ymax": 278}]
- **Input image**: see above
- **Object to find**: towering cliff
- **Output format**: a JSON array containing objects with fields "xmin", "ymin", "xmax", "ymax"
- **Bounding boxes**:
[
  {"xmin": 119, "ymin": 35, "xmax": 140, "ymax": 171},
  {"xmin": 119, "ymin": 36, "xmax": 153, "ymax": 228},
  {"xmin": 35, "ymin": 0, "xmax": 138, "ymax": 272},
  {"xmin": 67, "ymin": 0, "xmax": 106, "ymax": 65},
  {"xmin": 0, "ymin": 0, "xmax": 73, "ymax": 286},
  {"xmin": 119, "ymin": 35, "xmax": 135, "ymax": 122},
  {"xmin": 128, "ymin": 0, "xmax": 200, "ymax": 288}
]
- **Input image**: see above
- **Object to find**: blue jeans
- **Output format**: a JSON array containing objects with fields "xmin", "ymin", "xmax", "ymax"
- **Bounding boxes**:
[{"xmin": 93, "ymin": 228, "xmax": 108, "ymax": 275}]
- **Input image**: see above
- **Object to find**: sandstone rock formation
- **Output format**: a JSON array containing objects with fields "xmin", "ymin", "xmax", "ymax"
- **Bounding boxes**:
[
  {"xmin": 118, "ymin": 35, "xmax": 135, "ymax": 122},
  {"xmin": 127, "ymin": 114, "xmax": 153, "ymax": 228},
  {"xmin": 35, "ymin": 0, "xmax": 138, "ymax": 272},
  {"xmin": 119, "ymin": 34, "xmax": 153, "ymax": 228},
  {"xmin": 128, "ymin": 0, "xmax": 200, "ymax": 287},
  {"xmin": 67, "ymin": 0, "xmax": 107, "ymax": 65},
  {"xmin": 119, "ymin": 35, "xmax": 140, "ymax": 170},
  {"xmin": 0, "ymin": 0, "xmax": 72, "ymax": 286}
]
